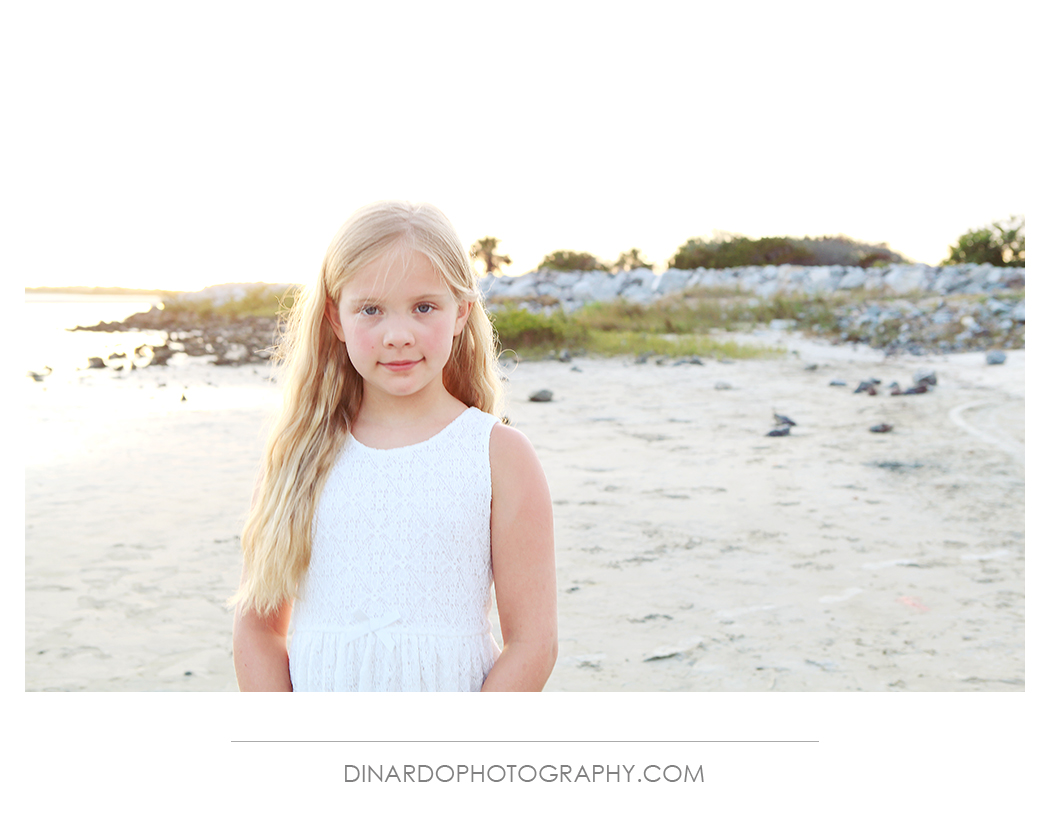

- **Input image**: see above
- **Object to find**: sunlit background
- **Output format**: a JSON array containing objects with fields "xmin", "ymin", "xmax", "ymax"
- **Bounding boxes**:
[{"xmin": 12, "ymin": 1, "xmax": 1028, "ymax": 291}]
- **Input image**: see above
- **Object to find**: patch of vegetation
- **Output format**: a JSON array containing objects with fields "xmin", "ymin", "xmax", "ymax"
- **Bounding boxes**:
[
  {"xmin": 568, "ymin": 289, "xmax": 855, "ymax": 337},
  {"xmin": 538, "ymin": 250, "xmax": 611, "ymax": 272},
  {"xmin": 489, "ymin": 305, "xmax": 781, "ymax": 360},
  {"xmin": 942, "ymin": 216, "xmax": 1024, "ymax": 267},
  {"xmin": 583, "ymin": 332, "xmax": 778, "ymax": 360},
  {"xmin": 161, "ymin": 285, "xmax": 301, "ymax": 320},
  {"xmin": 667, "ymin": 233, "xmax": 906, "ymax": 269}
]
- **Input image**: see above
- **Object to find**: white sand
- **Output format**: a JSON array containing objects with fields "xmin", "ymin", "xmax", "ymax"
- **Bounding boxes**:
[{"xmin": 24, "ymin": 336, "xmax": 1024, "ymax": 691}]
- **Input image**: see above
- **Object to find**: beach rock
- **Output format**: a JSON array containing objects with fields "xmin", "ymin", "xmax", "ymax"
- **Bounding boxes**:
[
  {"xmin": 829, "ymin": 379, "xmax": 847, "ymax": 386},
  {"xmin": 914, "ymin": 370, "xmax": 937, "ymax": 387},
  {"xmin": 837, "ymin": 268, "xmax": 868, "ymax": 289},
  {"xmin": 869, "ymin": 423, "xmax": 893, "ymax": 433},
  {"xmin": 767, "ymin": 426, "xmax": 791, "ymax": 437},
  {"xmin": 149, "ymin": 344, "xmax": 175, "ymax": 366},
  {"xmin": 986, "ymin": 351, "xmax": 1006, "ymax": 365},
  {"xmin": 27, "ymin": 366, "xmax": 52, "ymax": 382},
  {"xmin": 642, "ymin": 639, "xmax": 702, "ymax": 662},
  {"xmin": 714, "ymin": 381, "xmax": 732, "ymax": 390},
  {"xmin": 529, "ymin": 389, "xmax": 553, "ymax": 402},
  {"xmin": 87, "ymin": 357, "xmax": 106, "ymax": 369},
  {"xmin": 882, "ymin": 265, "xmax": 929, "ymax": 294}
]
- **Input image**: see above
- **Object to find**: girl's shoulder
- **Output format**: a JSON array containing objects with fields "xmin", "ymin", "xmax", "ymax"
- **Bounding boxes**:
[{"xmin": 489, "ymin": 421, "xmax": 543, "ymax": 482}]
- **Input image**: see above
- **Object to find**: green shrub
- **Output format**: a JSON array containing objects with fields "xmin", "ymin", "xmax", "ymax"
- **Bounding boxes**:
[
  {"xmin": 668, "ymin": 233, "xmax": 907, "ymax": 269},
  {"xmin": 942, "ymin": 216, "xmax": 1024, "ymax": 267},
  {"xmin": 490, "ymin": 307, "xmax": 582, "ymax": 350},
  {"xmin": 538, "ymin": 250, "xmax": 610, "ymax": 272}
]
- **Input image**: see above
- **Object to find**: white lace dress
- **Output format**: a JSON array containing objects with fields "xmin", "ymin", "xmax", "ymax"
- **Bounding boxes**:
[{"xmin": 288, "ymin": 407, "xmax": 501, "ymax": 691}]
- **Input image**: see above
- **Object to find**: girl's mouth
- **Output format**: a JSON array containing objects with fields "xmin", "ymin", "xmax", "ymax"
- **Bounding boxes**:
[{"xmin": 382, "ymin": 360, "xmax": 420, "ymax": 372}]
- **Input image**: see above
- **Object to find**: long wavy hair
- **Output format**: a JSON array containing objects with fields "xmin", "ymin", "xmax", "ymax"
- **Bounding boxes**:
[{"xmin": 231, "ymin": 201, "xmax": 504, "ymax": 616}]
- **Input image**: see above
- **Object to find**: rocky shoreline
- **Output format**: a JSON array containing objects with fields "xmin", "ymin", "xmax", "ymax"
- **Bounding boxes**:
[
  {"xmin": 73, "ymin": 307, "xmax": 281, "ymax": 368},
  {"xmin": 481, "ymin": 261, "xmax": 1025, "ymax": 308},
  {"xmin": 481, "ymin": 261, "xmax": 1025, "ymax": 356},
  {"xmin": 71, "ymin": 262, "xmax": 1024, "ymax": 368}
]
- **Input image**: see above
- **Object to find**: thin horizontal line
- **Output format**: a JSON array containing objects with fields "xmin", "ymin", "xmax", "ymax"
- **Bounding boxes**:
[{"xmin": 231, "ymin": 740, "xmax": 818, "ymax": 744}]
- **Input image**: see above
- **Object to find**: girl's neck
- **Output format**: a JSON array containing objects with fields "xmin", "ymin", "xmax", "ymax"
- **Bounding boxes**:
[{"xmin": 352, "ymin": 387, "xmax": 468, "ymax": 449}]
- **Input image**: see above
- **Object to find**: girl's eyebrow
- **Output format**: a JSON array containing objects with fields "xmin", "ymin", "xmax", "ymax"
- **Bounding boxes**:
[{"xmin": 345, "ymin": 292, "xmax": 449, "ymax": 308}]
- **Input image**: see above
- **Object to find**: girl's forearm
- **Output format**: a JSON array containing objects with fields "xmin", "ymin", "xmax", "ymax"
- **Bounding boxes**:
[{"xmin": 481, "ymin": 639, "xmax": 558, "ymax": 692}]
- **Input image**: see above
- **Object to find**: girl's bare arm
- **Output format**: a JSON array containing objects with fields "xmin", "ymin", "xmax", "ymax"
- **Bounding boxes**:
[
  {"xmin": 483, "ymin": 423, "xmax": 558, "ymax": 691},
  {"xmin": 232, "ymin": 572, "xmax": 293, "ymax": 692}
]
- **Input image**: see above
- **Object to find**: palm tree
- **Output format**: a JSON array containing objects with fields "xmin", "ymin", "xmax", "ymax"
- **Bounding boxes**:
[
  {"xmin": 612, "ymin": 248, "xmax": 653, "ymax": 272},
  {"xmin": 470, "ymin": 237, "xmax": 512, "ymax": 275}
]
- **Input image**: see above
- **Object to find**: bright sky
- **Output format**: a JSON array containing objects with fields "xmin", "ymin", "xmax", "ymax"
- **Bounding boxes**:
[{"xmin": 11, "ymin": 1, "xmax": 1029, "ymax": 291}]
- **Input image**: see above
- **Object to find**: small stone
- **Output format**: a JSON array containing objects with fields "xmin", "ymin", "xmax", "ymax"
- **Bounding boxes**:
[
  {"xmin": 557, "ymin": 349, "xmax": 572, "ymax": 363},
  {"xmin": 714, "ymin": 381, "xmax": 732, "ymax": 390},
  {"xmin": 87, "ymin": 357, "xmax": 106, "ymax": 369},
  {"xmin": 829, "ymin": 379, "xmax": 847, "ymax": 387},
  {"xmin": 529, "ymin": 389, "xmax": 553, "ymax": 402},
  {"xmin": 803, "ymin": 363, "xmax": 818, "ymax": 371},
  {"xmin": 869, "ymin": 423, "xmax": 893, "ymax": 433},
  {"xmin": 913, "ymin": 370, "xmax": 937, "ymax": 387},
  {"xmin": 986, "ymin": 350, "xmax": 1006, "ymax": 365},
  {"xmin": 767, "ymin": 426, "xmax": 791, "ymax": 437}
]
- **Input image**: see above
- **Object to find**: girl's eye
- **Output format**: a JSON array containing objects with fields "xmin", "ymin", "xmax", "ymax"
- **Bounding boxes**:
[
  {"xmin": 416, "ymin": 303, "xmax": 434, "ymax": 314},
  {"xmin": 361, "ymin": 305, "xmax": 379, "ymax": 316}
]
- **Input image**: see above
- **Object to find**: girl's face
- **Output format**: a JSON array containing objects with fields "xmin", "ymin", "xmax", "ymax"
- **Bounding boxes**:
[{"xmin": 326, "ymin": 249, "xmax": 471, "ymax": 406}]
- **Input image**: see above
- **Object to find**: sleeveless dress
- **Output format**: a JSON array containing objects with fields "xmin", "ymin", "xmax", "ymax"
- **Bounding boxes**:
[{"xmin": 288, "ymin": 407, "xmax": 501, "ymax": 692}]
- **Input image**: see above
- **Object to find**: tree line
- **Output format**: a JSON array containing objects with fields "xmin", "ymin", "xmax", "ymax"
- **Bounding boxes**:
[{"xmin": 470, "ymin": 216, "xmax": 1024, "ymax": 275}]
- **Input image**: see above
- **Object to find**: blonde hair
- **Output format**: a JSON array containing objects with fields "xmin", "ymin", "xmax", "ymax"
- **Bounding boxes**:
[{"xmin": 232, "ymin": 201, "xmax": 504, "ymax": 616}]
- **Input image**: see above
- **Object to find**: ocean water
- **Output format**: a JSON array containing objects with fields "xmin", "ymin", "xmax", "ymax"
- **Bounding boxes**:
[
  {"xmin": 23, "ymin": 294, "xmax": 282, "ymax": 472},
  {"xmin": 24, "ymin": 293, "xmax": 167, "ymax": 376}
]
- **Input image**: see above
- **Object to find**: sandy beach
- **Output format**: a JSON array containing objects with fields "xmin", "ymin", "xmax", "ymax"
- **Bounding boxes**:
[{"xmin": 24, "ymin": 333, "xmax": 1024, "ymax": 692}]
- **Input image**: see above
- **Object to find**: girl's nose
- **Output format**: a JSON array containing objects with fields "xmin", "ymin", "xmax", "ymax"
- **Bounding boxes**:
[{"xmin": 382, "ymin": 316, "xmax": 414, "ymax": 347}]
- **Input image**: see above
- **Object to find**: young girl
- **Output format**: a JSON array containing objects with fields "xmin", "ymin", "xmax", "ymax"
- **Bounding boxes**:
[{"xmin": 231, "ymin": 201, "xmax": 558, "ymax": 692}]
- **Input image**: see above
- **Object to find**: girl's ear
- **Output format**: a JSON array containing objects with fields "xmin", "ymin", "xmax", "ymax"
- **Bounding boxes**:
[
  {"xmin": 325, "ymin": 298, "xmax": 346, "ymax": 342},
  {"xmin": 453, "ymin": 300, "xmax": 472, "ymax": 336}
]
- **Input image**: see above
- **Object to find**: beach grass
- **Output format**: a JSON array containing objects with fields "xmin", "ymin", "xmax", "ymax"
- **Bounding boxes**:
[
  {"xmin": 490, "ymin": 305, "xmax": 782, "ymax": 360},
  {"xmin": 161, "ymin": 285, "xmax": 300, "ymax": 319}
]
